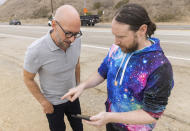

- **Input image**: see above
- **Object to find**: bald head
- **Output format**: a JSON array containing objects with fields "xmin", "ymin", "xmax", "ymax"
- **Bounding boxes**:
[{"xmin": 54, "ymin": 5, "xmax": 81, "ymax": 31}]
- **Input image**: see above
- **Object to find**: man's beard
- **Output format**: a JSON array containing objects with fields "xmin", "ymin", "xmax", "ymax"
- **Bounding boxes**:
[
  {"xmin": 121, "ymin": 35, "xmax": 138, "ymax": 53},
  {"xmin": 57, "ymin": 39, "xmax": 71, "ymax": 49},
  {"xmin": 121, "ymin": 41, "xmax": 138, "ymax": 53},
  {"xmin": 56, "ymin": 32, "xmax": 71, "ymax": 50}
]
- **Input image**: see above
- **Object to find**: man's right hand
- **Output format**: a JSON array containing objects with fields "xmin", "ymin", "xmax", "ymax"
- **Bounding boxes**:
[
  {"xmin": 23, "ymin": 70, "xmax": 54, "ymax": 114},
  {"xmin": 61, "ymin": 84, "xmax": 84, "ymax": 102},
  {"xmin": 41, "ymin": 100, "xmax": 54, "ymax": 114}
]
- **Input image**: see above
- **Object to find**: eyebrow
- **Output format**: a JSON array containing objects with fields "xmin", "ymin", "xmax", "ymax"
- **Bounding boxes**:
[{"xmin": 117, "ymin": 35, "xmax": 128, "ymax": 38}]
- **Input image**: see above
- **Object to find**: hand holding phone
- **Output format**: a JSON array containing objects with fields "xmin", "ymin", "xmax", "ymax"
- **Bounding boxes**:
[{"xmin": 71, "ymin": 114, "xmax": 91, "ymax": 121}]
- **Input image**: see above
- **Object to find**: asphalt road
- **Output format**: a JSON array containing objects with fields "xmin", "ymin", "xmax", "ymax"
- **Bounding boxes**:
[
  {"xmin": 0, "ymin": 24, "xmax": 190, "ymax": 131},
  {"xmin": 0, "ymin": 24, "xmax": 190, "ymax": 65},
  {"xmin": 95, "ymin": 23, "xmax": 190, "ymax": 30}
]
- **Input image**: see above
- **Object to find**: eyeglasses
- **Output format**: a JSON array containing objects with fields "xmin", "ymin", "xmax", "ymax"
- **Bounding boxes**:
[{"xmin": 55, "ymin": 20, "xmax": 82, "ymax": 38}]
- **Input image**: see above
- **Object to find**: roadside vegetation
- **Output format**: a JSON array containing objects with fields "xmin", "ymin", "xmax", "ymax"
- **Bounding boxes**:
[{"xmin": 0, "ymin": 0, "xmax": 190, "ymax": 23}]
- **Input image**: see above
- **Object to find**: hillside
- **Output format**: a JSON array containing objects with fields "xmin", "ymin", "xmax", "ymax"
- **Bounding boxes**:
[{"xmin": 0, "ymin": 0, "xmax": 190, "ymax": 22}]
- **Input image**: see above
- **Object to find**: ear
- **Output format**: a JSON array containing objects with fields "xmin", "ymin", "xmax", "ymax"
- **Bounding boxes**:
[
  {"xmin": 138, "ymin": 24, "xmax": 147, "ymax": 35},
  {"xmin": 51, "ymin": 20, "xmax": 56, "ymax": 29}
]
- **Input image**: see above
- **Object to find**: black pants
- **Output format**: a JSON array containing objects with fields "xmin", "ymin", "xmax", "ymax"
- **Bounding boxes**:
[
  {"xmin": 46, "ymin": 99, "xmax": 83, "ymax": 131},
  {"xmin": 105, "ymin": 101, "xmax": 127, "ymax": 131},
  {"xmin": 106, "ymin": 123, "xmax": 128, "ymax": 131}
]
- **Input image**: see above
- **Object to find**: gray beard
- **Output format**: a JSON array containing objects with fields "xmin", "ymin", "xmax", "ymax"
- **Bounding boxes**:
[{"xmin": 56, "ymin": 32, "xmax": 71, "ymax": 50}]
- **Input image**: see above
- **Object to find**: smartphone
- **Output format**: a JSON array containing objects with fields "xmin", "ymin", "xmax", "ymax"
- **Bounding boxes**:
[{"xmin": 71, "ymin": 114, "xmax": 91, "ymax": 121}]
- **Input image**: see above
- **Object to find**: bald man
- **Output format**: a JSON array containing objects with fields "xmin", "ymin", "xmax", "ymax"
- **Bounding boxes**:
[{"xmin": 23, "ymin": 5, "xmax": 83, "ymax": 131}]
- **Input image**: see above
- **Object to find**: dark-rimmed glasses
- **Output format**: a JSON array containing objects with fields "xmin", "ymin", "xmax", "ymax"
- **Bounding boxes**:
[{"xmin": 55, "ymin": 20, "xmax": 82, "ymax": 38}]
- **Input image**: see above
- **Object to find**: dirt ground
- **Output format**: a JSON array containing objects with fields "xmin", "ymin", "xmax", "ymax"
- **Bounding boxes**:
[{"xmin": 0, "ymin": 29, "xmax": 190, "ymax": 131}]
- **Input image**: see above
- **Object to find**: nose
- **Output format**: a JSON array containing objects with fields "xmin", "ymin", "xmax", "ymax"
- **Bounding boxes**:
[
  {"xmin": 68, "ymin": 36, "xmax": 76, "ymax": 43},
  {"xmin": 115, "ymin": 37, "xmax": 121, "ymax": 45}
]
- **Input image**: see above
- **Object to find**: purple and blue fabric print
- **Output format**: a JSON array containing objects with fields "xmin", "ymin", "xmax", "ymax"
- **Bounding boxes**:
[{"xmin": 98, "ymin": 37, "xmax": 173, "ymax": 131}]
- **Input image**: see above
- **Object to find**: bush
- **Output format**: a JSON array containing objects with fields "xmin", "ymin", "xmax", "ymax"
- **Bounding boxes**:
[
  {"xmin": 114, "ymin": 0, "xmax": 129, "ymax": 9},
  {"xmin": 97, "ymin": 10, "xmax": 103, "ymax": 16},
  {"xmin": 33, "ymin": 7, "xmax": 50, "ymax": 18},
  {"xmin": 93, "ymin": 2, "xmax": 101, "ymax": 10},
  {"xmin": 154, "ymin": 14, "xmax": 176, "ymax": 22},
  {"xmin": 86, "ymin": 12, "xmax": 92, "ymax": 15}
]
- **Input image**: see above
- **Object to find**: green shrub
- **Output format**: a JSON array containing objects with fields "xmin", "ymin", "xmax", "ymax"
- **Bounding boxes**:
[
  {"xmin": 86, "ymin": 12, "xmax": 92, "ymax": 15},
  {"xmin": 114, "ymin": 0, "xmax": 129, "ymax": 9},
  {"xmin": 97, "ymin": 10, "xmax": 103, "ymax": 16},
  {"xmin": 155, "ymin": 14, "xmax": 176, "ymax": 22},
  {"xmin": 93, "ymin": 2, "xmax": 101, "ymax": 10}
]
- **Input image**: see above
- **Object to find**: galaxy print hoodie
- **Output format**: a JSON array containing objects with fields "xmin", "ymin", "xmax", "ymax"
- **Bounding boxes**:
[{"xmin": 98, "ymin": 37, "xmax": 174, "ymax": 131}]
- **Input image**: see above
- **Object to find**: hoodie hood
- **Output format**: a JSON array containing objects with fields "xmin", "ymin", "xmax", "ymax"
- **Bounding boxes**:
[{"xmin": 133, "ymin": 37, "xmax": 163, "ymax": 54}]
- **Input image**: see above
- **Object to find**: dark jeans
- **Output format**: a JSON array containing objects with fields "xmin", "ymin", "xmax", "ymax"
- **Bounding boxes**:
[
  {"xmin": 46, "ymin": 99, "xmax": 83, "ymax": 131},
  {"xmin": 106, "ymin": 123, "xmax": 128, "ymax": 131},
  {"xmin": 105, "ymin": 101, "xmax": 127, "ymax": 131}
]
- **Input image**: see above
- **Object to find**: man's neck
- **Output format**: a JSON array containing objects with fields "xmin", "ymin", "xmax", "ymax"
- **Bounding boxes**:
[{"xmin": 138, "ymin": 39, "xmax": 152, "ymax": 50}]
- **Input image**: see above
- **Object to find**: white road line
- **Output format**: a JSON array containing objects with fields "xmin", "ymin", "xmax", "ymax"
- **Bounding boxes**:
[
  {"xmin": 155, "ymin": 32, "xmax": 190, "ymax": 37},
  {"xmin": 0, "ymin": 33, "xmax": 37, "ymax": 40},
  {"xmin": 167, "ymin": 56, "xmax": 190, "ymax": 61},
  {"xmin": 161, "ymin": 40, "xmax": 190, "ymax": 45},
  {"xmin": 1, "ymin": 25, "xmax": 190, "ymax": 36},
  {"xmin": 83, "ymin": 45, "xmax": 190, "ymax": 61},
  {"xmin": 0, "ymin": 25, "xmax": 50, "ymax": 29},
  {"xmin": 0, "ymin": 33, "xmax": 190, "ymax": 61},
  {"xmin": 2, "ymin": 32, "xmax": 189, "ymax": 45},
  {"xmin": 83, "ymin": 44, "xmax": 109, "ymax": 50},
  {"xmin": 82, "ymin": 29, "xmax": 190, "ymax": 37}
]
